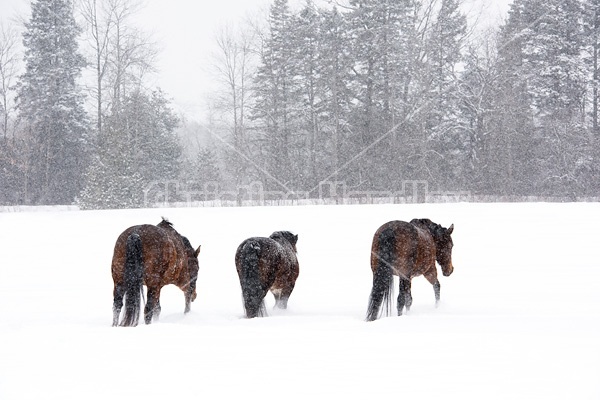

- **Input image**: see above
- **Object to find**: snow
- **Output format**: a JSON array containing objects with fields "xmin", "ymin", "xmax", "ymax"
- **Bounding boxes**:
[{"xmin": 1, "ymin": 202, "xmax": 599, "ymax": 399}]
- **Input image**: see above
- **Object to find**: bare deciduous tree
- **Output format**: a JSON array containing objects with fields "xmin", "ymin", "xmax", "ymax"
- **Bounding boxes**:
[
  {"xmin": 0, "ymin": 24, "xmax": 19, "ymax": 139},
  {"xmin": 79, "ymin": 0, "xmax": 113, "ymax": 136},
  {"xmin": 78, "ymin": 0, "xmax": 157, "ymax": 137},
  {"xmin": 211, "ymin": 23, "xmax": 257, "ymax": 187}
]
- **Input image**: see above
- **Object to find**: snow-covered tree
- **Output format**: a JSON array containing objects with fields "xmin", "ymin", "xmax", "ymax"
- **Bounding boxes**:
[
  {"xmin": 316, "ymin": 6, "xmax": 353, "ymax": 186},
  {"xmin": 79, "ymin": 89, "xmax": 181, "ymax": 209},
  {"xmin": 456, "ymin": 39, "xmax": 499, "ymax": 193},
  {"xmin": 498, "ymin": 0, "xmax": 590, "ymax": 195},
  {"xmin": 290, "ymin": 0, "xmax": 322, "ymax": 189},
  {"xmin": 347, "ymin": 0, "xmax": 420, "ymax": 190},
  {"xmin": 77, "ymin": 150, "xmax": 144, "ymax": 209},
  {"xmin": 424, "ymin": 0, "xmax": 468, "ymax": 190},
  {"xmin": 118, "ymin": 89, "xmax": 181, "ymax": 183},
  {"xmin": 252, "ymin": 0, "xmax": 299, "ymax": 191},
  {"xmin": 192, "ymin": 147, "xmax": 221, "ymax": 186},
  {"xmin": 17, "ymin": 0, "xmax": 90, "ymax": 205},
  {"xmin": 518, "ymin": 0, "xmax": 586, "ymax": 123}
]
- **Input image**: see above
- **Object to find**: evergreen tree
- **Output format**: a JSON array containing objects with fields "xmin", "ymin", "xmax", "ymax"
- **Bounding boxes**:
[
  {"xmin": 456, "ymin": 40, "xmax": 498, "ymax": 193},
  {"xmin": 347, "ymin": 0, "xmax": 420, "ymax": 190},
  {"xmin": 252, "ymin": 0, "xmax": 298, "ymax": 192},
  {"xmin": 0, "ymin": 137, "xmax": 25, "ymax": 204},
  {"xmin": 192, "ymin": 147, "xmax": 221, "ymax": 186},
  {"xmin": 491, "ymin": 0, "xmax": 542, "ymax": 195},
  {"xmin": 584, "ymin": 0, "xmax": 600, "ymax": 134},
  {"xmin": 290, "ymin": 0, "xmax": 322, "ymax": 190},
  {"xmin": 498, "ymin": 0, "xmax": 588, "ymax": 195},
  {"xmin": 582, "ymin": 0, "xmax": 600, "ymax": 195},
  {"xmin": 17, "ymin": 0, "xmax": 89, "ymax": 205},
  {"xmin": 424, "ymin": 0, "xmax": 468, "ymax": 190},
  {"xmin": 79, "ymin": 89, "xmax": 181, "ymax": 209},
  {"xmin": 119, "ymin": 89, "xmax": 181, "ymax": 184},
  {"xmin": 77, "ymin": 148, "xmax": 144, "ymax": 209},
  {"xmin": 315, "ymin": 6, "xmax": 354, "ymax": 187},
  {"xmin": 519, "ymin": 0, "xmax": 585, "ymax": 123}
]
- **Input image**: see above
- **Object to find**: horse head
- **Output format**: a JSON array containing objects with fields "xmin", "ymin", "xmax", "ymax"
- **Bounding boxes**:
[
  {"xmin": 433, "ymin": 223, "xmax": 454, "ymax": 276},
  {"xmin": 181, "ymin": 236, "xmax": 201, "ymax": 302},
  {"xmin": 411, "ymin": 219, "xmax": 455, "ymax": 277}
]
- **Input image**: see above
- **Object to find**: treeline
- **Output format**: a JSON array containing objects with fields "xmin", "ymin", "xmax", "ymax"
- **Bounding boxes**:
[
  {"xmin": 0, "ymin": 0, "xmax": 190, "ymax": 207},
  {"xmin": 1, "ymin": 0, "xmax": 599, "ymax": 208},
  {"xmin": 210, "ymin": 0, "xmax": 600, "ymax": 199}
]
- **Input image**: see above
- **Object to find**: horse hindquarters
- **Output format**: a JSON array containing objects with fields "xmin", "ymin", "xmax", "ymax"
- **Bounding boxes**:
[
  {"xmin": 120, "ymin": 233, "xmax": 144, "ymax": 327},
  {"xmin": 366, "ymin": 228, "xmax": 395, "ymax": 321},
  {"xmin": 237, "ymin": 240, "xmax": 267, "ymax": 318}
]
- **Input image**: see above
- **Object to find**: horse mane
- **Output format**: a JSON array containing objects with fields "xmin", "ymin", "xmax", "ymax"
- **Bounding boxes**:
[
  {"xmin": 156, "ymin": 219, "xmax": 197, "ymax": 256},
  {"xmin": 270, "ymin": 231, "xmax": 298, "ymax": 245},
  {"xmin": 180, "ymin": 235, "xmax": 194, "ymax": 253},
  {"xmin": 158, "ymin": 218, "xmax": 193, "ymax": 249},
  {"xmin": 157, "ymin": 217, "xmax": 174, "ymax": 229},
  {"xmin": 410, "ymin": 218, "xmax": 443, "ymax": 238}
]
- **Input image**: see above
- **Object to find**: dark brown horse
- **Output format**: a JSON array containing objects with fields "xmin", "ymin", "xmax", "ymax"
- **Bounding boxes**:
[
  {"xmin": 235, "ymin": 231, "xmax": 299, "ymax": 318},
  {"xmin": 366, "ymin": 218, "xmax": 454, "ymax": 321},
  {"xmin": 111, "ymin": 218, "xmax": 201, "ymax": 327}
]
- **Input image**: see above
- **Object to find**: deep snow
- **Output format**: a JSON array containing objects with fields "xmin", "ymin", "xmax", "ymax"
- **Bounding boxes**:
[{"xmin": 0, "ymin": 202, "xmax": 599, "ymax": 399}]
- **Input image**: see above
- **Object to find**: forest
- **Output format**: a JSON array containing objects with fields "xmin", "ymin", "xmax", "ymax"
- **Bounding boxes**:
[{"xmin": 0, "ymin": 0, "xmax": 599, "ymax": 207}]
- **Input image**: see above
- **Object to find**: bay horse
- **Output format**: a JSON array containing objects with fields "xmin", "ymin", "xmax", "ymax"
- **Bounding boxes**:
[
  {"xmin": 366, "ymin": 218, "xmax": 454, "ymax": 321},
  {"xmin": 111, "ymin": 218, "xmax": 201, "ymax": 327},
  {"xmin": 235, "ymin": 231, "xmax": 299, "ymax": 318}
]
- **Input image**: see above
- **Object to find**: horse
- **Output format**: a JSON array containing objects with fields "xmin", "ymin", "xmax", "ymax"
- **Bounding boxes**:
[
  {"xmin": 111, "ymin": 218, "xmax": 201, "ymax": 327},
  {"xmin": 235, "ymin": 231, "xmax": 299, "ymax": 318},
  {"xmin": 366, "ymin": 218, "xmax": 454, "ymax": 321}
]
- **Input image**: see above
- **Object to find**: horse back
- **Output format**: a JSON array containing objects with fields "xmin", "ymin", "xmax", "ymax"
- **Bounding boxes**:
[
  {"xmin": 156, "ymin": 228, "xmax": 192, "ymax": 287},
  {"xmin": 371, "ymin": 220, "xmax": 436, "ymax": 279},
  {"xmin": 111, "ymin": 224, "xmax": 177, "ymax": 286},
  {"xmin": 235, "ymin": 237, "xmax": 298, "ymax": 290}
]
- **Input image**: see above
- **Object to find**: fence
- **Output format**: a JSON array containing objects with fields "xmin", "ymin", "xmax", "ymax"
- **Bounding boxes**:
[
  {"xmin": 142, "ymin": 180, "xmax": 472, "ymax": 208},
  {"xmin": 3, "ymin": 181, "xmax": 597, "ymax": 212}
]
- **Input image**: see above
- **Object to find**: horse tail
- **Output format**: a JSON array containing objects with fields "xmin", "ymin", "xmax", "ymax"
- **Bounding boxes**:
[
  {"xmin": 239, "ymin": 240, "xmax": 267, "ymax": 318},
  {"xmin": 121, "ymin": 233, "xmax": 144, "ymax": 327},
  {"xmin": 366, "ymin": 227, "xmax": 395, "ymax": 321}
]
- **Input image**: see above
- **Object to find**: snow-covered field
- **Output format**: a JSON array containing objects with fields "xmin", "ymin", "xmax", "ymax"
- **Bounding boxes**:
[{"xmin": 1, "ymin": 202, "xmax": 599, "ymax": 399}]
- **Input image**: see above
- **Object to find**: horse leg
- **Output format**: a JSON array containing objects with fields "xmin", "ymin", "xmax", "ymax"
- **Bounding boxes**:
[
  {"xmin": 433, "ymin": 280, "xmax": 441, "ymax": 307},
  {"xmin": 145, "ymin": 287, "xmax": 159, "ymax": 324},
  {"xmin": 274, "ymin": 285, "xmax": 294, "ymax": 310},
  {"xmin": 424, "ymin": 271, "xmax": 441, "ymax": 307},
  {"xmin": 275, "ymin": 294, "xmax": 289, "ymax": 310},
  {"xmin": 272, "ymin": 289, "xmax": 284, "ymax": 309},
  {"xmin": 397, "ymin": 278, "xmax": 410, "ymax": 316},
  {"xmin": 184, "ymin": 290, "xmax": 192, "ymax": 314},
  {"xmin": 154, "ymin": 299, "xmax": 162, "ymax": 321},
  {"xmin": 404, "ymin": 279, "xmax": 413, "ymax": 313},
  {"xmin": 112, "ymin": 284, "xmax": 125, "ymax": 326}
]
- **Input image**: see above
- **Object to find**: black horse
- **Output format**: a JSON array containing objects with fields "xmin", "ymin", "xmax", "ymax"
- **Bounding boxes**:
[
  {"xmin": 235, "ymin": 231, "xmax": 299, "ymax": 318},
  {"xmin": 366, "ymin": 218, "xmax": 454, "ymax": 321}
]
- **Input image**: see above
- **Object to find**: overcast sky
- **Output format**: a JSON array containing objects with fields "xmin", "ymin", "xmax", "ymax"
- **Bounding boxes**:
[{"xmin": 0, "ymin": 0, "xmax": 510, "ymax": 120}]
